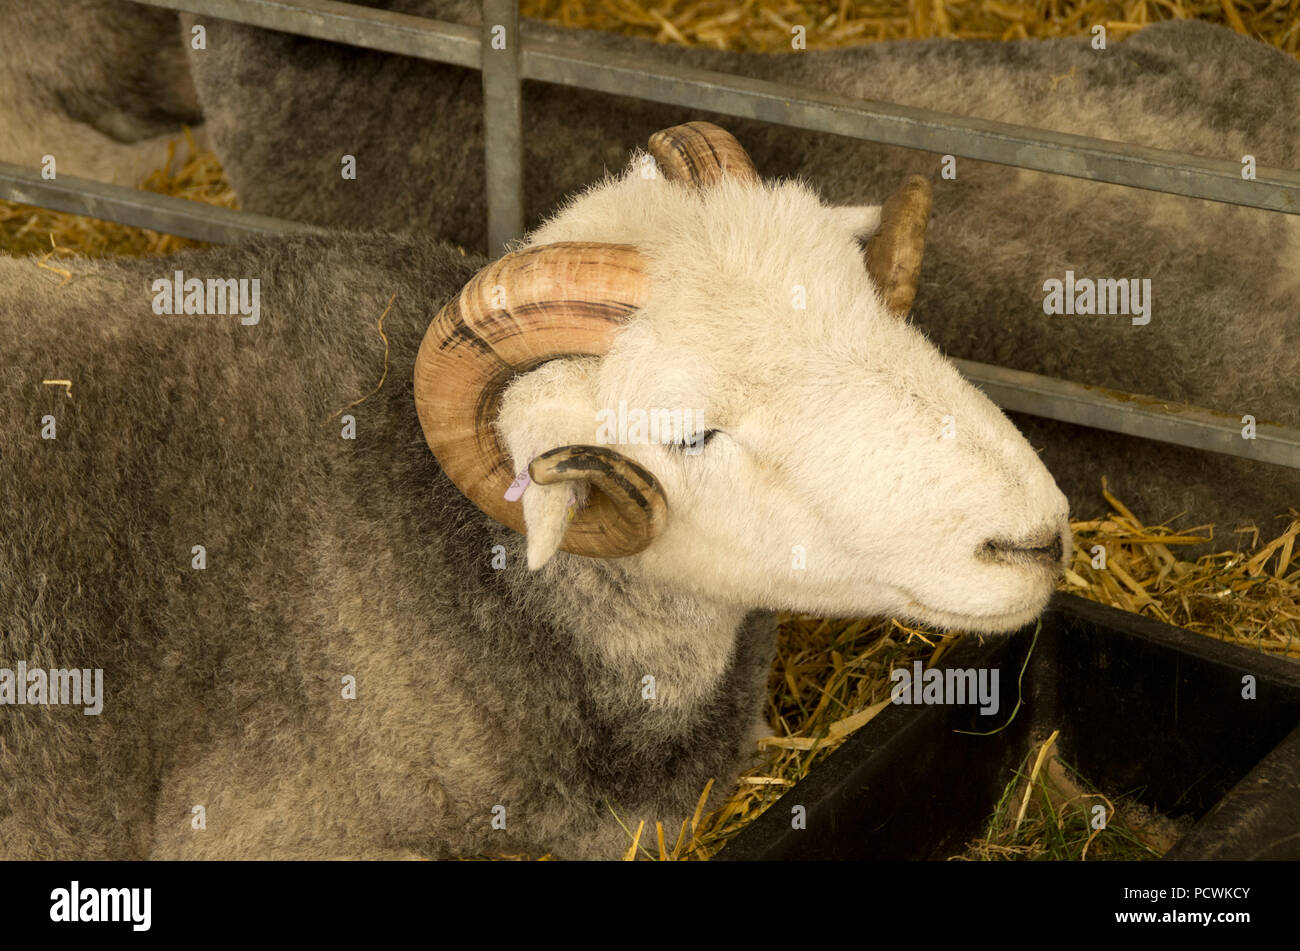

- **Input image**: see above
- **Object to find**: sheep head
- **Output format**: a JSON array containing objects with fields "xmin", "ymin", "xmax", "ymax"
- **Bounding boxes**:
[{"xmin": 415, "ymin": 122, "xmax": 1069, "ymax": 633}]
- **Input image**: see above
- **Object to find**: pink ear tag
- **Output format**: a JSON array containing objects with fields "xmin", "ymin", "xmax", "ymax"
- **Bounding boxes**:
[{"xmin": 504, "ymin": 469, "xmax": 531, "ymax": 502}]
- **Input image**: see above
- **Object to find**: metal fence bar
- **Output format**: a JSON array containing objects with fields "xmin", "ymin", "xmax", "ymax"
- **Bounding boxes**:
[
  {"xmin": 522, "ymin": 41, "xmax": 1300, "ymax": 215},
  {"xmin": 0, "ymin": 162, "xmax": 318, "ymax": 244},
  {"xmin": 135, "ymin": 0, "xmax": 1300, "ymax": 214},
  {"xmin": 954, "ymin": 359, "xmax": 1300, "ymax": 470},
  {"xmin": 143, "ymin": 0, "xmax": 480, "ymax": 67},
  {"xmin": 481, "ymin": 0, "xmax": 525, "ymax": 254}
]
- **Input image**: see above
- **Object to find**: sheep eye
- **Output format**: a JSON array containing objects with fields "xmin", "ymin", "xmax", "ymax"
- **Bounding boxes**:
[{"xmin": 672, "ymin": 429, "xmax": 721, "ymax": 453}]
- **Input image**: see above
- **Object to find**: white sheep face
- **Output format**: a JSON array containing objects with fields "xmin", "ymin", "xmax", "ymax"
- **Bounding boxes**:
[{"xmin": 499, "ymin": 162, "xmax": 1070, "ymax": 634}]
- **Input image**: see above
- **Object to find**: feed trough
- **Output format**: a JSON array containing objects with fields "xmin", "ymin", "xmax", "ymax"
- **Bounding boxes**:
[{"xmin": 719, "ymin": 592, "xmax": 1300, "ymax": 860}]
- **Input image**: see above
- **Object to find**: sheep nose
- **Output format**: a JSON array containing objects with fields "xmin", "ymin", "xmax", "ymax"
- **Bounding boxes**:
[{"xmin": 979, "ymin": 530, "xmax": 1065, "ymax": 567}]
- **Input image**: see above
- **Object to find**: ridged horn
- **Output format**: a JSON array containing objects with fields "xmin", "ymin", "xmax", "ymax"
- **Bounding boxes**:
[
  {"xmin": 864, "ymin": 175, "xmax": 933, "ymax": 316},
  {"xmin": 529, "ymin": 446, "xmax": 667, "ymax": 556},
  {"xmin": 648, "ymin": 121, "xmax": 759, "ymax": 187},
  {"xmin": 414, "ymin": 241, "xmax": 668, "ymax": 559}
]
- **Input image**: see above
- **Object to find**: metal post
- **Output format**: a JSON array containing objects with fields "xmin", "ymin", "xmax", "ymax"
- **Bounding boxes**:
[{"xmin": 481, "ymin": 0, "xmax": 525, "ymax": 255}]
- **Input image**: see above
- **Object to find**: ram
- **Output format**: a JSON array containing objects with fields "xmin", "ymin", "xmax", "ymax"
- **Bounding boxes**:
[
  {"xmin": 0, "ymin": 125, "xmax": 1068, "ymax": 859},
  {"xmin": 183, "ymin": 8, "xmax": 1300, "ymax": 541}
]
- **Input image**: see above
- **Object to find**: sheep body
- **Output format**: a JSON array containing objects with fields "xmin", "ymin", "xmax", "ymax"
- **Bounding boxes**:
[
  {"xmin": 184, "ymin": 11, "xmax": 1300, "ymax": 539},
  {"xmin": 0, "ymin": 235, "xmax": 775, "ymax": 859}
]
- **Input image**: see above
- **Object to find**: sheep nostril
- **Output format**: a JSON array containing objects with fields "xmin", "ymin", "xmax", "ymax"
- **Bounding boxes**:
[{"xmin": 980, "ymin": 532, "xmax": 1064, "ymax": 566}]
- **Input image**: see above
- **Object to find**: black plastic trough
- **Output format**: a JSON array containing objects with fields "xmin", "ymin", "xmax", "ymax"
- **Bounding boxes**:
[{"xmin": 718, "ymin": 592, "xmax": 1300, "ymax": 860}]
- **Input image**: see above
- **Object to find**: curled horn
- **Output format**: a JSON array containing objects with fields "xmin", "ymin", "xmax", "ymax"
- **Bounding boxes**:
[
  {"xmin": 413, "ymin": 241, "xmax": 668, "ymax": 559},
  {"xmin": 529, "ymin": 446, "xmax": 667, "ymax": 556},
  {"xmin": 648, "ymin": 121, "xmax": 759, "ymax": 187},
  {"xmin": 864, "ymin": 175, "xmax": 933, "ymax": 316}
]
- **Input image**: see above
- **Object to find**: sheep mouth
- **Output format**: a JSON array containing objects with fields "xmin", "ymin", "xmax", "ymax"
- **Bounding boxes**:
[{"xmin": 902, "ymin": 589, "xmax": 1055, "ymax": 635}]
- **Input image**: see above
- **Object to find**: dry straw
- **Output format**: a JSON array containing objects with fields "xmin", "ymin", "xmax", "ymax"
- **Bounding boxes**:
[
  {"xmin": 951, "ymin": 730, "xmax": 1186, "ymax": 860},
  {"xmin": 2, "ymin": 1, "xmax": 1296, "ymax": 861},
  {"xmin": 0, "ymin": 128, "xmax": 231, "ymax": 258},
  {"xmin": 521, "ymin": 0, "xmax": 1300, "ymax": 53}
]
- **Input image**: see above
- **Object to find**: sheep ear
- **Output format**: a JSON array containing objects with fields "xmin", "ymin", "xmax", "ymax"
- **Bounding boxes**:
[
  {"xmin": 518, "ymin": 445, "xmax": 668, "ymax": 569},
  {"xmin": 496, "ymin": 365, "xmax": 667, "ymax": 566},
  {"xmin": 522, "ymin": 480, "xmax": 585, "ymax": 570},
  {"xmin": 864, "ymin": 175, "xmax": 932, "ymax": 317},
  {"xmin": 528, "ymin": 445, "xmax": 667, "ymax": 564}
]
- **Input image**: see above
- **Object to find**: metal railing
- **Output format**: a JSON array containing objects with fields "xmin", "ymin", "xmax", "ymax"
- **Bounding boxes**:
[{"xmin": 3, "ymin": 0, "xmax": 1298, "ymax": 469}]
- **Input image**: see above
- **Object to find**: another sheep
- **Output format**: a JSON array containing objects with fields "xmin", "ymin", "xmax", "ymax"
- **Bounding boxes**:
[
  {"xmin": 0, "ymin": 125, "xmax": 1068, "ymax": 859},
  {"xmin": 183, "ymin": 9, "xmax": 1300, "ymax": 541},
  {"xmin": 0, "ymin": 0, "xmax": 204, "ymax": 184}
]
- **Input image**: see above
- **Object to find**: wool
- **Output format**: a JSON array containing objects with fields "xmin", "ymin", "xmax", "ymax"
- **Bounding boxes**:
[{"xmin": 0, "ymin": 157, "xmax": 1067, "ymax": 858}]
